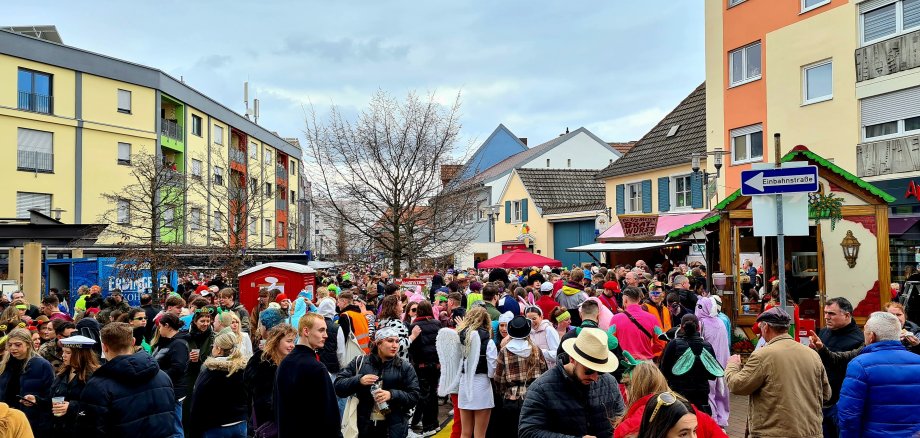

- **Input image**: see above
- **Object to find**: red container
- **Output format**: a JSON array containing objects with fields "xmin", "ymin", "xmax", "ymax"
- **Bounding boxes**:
[{"xmin": 237, "ymin": 262, "xmax": 316, "ymax": 312}]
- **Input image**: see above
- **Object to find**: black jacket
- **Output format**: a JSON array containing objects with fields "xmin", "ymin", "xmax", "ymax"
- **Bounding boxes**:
[
  {"xmin": 47, "ymin": 369, "xmax": 93, "ymax": 437},
  {"xmin": 142, "ymin": 304, "xmax": 161, "ymax": 342},
  {"xmin": 77, "ymin": 351, "xmax": 180, "ymax": 438},
  {"xmin": 674, "ymin": 288, "xmax": 698, "ymax": 313},
  {"xmin": 335, "ymin": 353, "xmax": 420, "ymax": 438},
  {"xmin": 556, "ymin": 320, "xmax": 627, "ymax": 382},
  {"xmin": 519, "ymin": 361, "xmax": 625, "ymax": 438},
  {"xmin": 319, "ymin": 317, "xmax": 340, "ymax": 373},
  {"xmin": 181, "ymin": 326, "xmax": 215, "ymax": 395},
  {"xmin": 408, "ymin": 317, "xmax": 441, "ymax": 365},
  {"xmin": 244, "ymin": 350, "xmax": 277, "ymax": 427},
  {"xmin": 152, "ymin": 333, "xmax": 190, "ymax": 400},
  {"xmin": 659, "ymin": 332, "xmax": 721, "ymax": 399},
  {"xmin": 819, "ymin": 320, "xmax": 864, "ymax": 404},
  {"xmin": 0, "ymin": 356, "xmax": 54, "ymax": 437},
  {"xmin": 190, "ymin": 362, "xmax": 248, "ymax": 437},
  {"xmin": 275, "ymin": 345, "xmax": 341, "ymax": 438}
]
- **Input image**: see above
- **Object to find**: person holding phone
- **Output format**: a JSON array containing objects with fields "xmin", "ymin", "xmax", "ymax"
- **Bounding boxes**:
[
  {"xmin": 0, "ymin": 327, "xmax": 55, "ymax": 437},
  {"xmin": 47, "ymin": 335, "xmax": 98, "ymax": 437}
]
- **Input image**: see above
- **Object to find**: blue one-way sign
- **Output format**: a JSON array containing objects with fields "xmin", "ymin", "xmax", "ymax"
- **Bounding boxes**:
[{"xmin": 740, "ymin": 165, "xmax": 819, "ymax": 196}]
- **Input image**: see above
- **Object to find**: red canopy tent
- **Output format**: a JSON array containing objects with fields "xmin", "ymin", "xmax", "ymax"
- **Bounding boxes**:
[{"xmin": 477, "ymin": 250, "xmax": 562, "ymax": 269}]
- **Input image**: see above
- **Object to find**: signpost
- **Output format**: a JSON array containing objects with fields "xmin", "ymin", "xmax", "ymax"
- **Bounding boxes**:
[{"xmin": 740, "ymin": 135, "xmax": 819, "ymax": 310}]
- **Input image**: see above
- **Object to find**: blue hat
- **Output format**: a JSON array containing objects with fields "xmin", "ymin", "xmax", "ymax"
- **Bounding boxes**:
[{"xmin": 259, "ymin": 308, "xmax": 285, "ymax": 332}]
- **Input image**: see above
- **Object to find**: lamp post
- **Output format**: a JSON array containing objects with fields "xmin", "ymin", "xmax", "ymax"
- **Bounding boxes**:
[
  {"xmin": 484, "ymin": 205, "xmax": 501, "ymax": 242},
  {"xmin": 690, "ymin": 148, "xmax": 727, "ymax": 210}
]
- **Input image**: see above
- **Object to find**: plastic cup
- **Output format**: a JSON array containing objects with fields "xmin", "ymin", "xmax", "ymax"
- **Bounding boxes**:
[{"xmin": 52, "ymin": 397, "xmax": 65, "ymax": 417}]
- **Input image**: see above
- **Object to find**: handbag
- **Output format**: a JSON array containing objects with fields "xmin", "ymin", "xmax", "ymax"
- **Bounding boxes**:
[{"xmin": 342, "ymin": 354, "xmax": 367, "ymax": 438}]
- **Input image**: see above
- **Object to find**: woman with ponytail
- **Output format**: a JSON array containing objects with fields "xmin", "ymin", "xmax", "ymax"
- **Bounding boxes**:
[
  {"xmin": 658, "ymin": 314, "xmax": 723, "ymax": 415},
  {"xmin": 189, "ymin": 328, "xmax": 249, "ymax": 438}
]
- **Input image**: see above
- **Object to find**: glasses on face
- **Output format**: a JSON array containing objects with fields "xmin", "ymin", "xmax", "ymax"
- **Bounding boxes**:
[
  {"xmin": 195, "ymin": 307, "xmax": 215, "ymax": 314},
  {"xmin": 133, "ymin": 316, "xmax": 147, "ymax": 321},
  {"xmin": 582, "ymin": 366, "xmax": 597, "ymax": 376},
  {"xmin": 648, "ymin": 392, "xmax": 678, "ymax": 422},
  {"xmin": 409, "ymin": 308, "xmax": 417, "ymax": 313}
]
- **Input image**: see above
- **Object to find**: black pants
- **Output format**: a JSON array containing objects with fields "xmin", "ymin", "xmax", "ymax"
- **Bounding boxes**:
[{"xmin": 412, "ymin": 364, "xmax": 441, "ymax": 430}]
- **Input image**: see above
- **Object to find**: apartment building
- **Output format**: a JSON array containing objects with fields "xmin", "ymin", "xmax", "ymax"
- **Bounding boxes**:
[{"xmin": 0, "ymin": 27, "xmax": 306, "ymax": 254}]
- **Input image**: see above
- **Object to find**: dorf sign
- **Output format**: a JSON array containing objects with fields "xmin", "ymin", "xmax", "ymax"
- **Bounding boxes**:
[
  {"xmin": 620, "ymin": 216, "xmax": 658, "ymax": 238},
  {"xmin": 741, "ymin": 166, "xmax": 819, "ymax": 196}
]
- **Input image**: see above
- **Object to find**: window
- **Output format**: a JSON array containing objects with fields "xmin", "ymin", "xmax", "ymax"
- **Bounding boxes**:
[
  {"xmin": 626, "ymin": 183, "xmax": 643, "ymax": 213},
  {"xmin": 191, "ymin": 115, "xmax": 202, "ymax": 136},
  {"xmin": 731, "ymin": 124, "xmax": 764, "ymax": 164},
  {"xmin": 213, "ymin": 211, "xmax": 223, "ymax": 231},
  {"xmin": 190, "ymin": 208, "xmax": 201, "ymax": 230},
  {"xmin": 861, "ymin": 0, "xmax": 920, "ymax": 44},
  {"xmin": 117, "ymin": 89, "xmax": 131, "ymax": 114},
  {"xmin": 728, "ymin": 0, "xmax": 746, "ymax": 6},
  {"xmin": 673, "ymin": 175, "xmax": 692, "ymax": 209},
  {"xmin": 117, "ymin": 142, "xmax": 131, "ymax": 165},
  {"xmin": 117, "ymin": 199, "xmax": 130, "ymax": 224},
  {"xmin": 213, "ymin": 166, "xmax": 224, "ymax": 186},
  {"xmin": 191, "ymin": 159, "xmax": 202, "ymax": 179},
  {"xmin": 213, "ymin": 125, "xmax": 224, "ymax": 144},
  {"xmin": 17, "ymin": 128, "xmax": 53, "ymax": 173},
  {"xmin": 250, "ymin": 142, "xmax": 258, "ymax": 159},
  {"xmin": 729, "ymin": 42, "xmax": 762, "ymax": 86},
  {"xmin": 264, "ymin": 219, "xmax": 272, "ymax": 236},
  {"xmin": 249, "ymin": 216, "xmax": 257, "ymax": 234},
  {"xmin": 667, "ymin": 125, "xmax": 680, "ymax": 137},
  {"xmin": 278, "ymin": 222, "xmax": 285, "ymax": 237},
  {"xmin": 546, "ymin": 159, "xmax": 550, "ymax": 168},
  {"xmin": 250, "ymin": 178, "xmax": 259, "ymax": 195},
  {"xmin": 264, "ymin": 150, "xmax": 272, "ymax": 163},
  {"xmin": 567, "ymin": 159, "xmax": 571, "ymax": 168},
  {"xmin": 803, "ymin": 61, "xmax": 833, "ymax": 104},
  {"xmin": 291, "ymin": 190, "xmax": 296, "ymax": 203},
  {"xmin": 265, "ymin": 182, "xmax": 272, "ymax": 196},
  {"xmin": 511, "ymin": 200, "xmax": 522, "ymax": 223},
  {"xmin": 865, "ymin": 117, "xmax": 920, "ymax": 139},
  {"xmin": 802, "ymin": 0, "xmax": 830, "ymax": 13},
  {"xmin": 17, "ymin": 68, "xmax": 53, "ymax": 114},
  {"xmin": 290, "ymin": 161, "xmax": 296, "ymax": 175},
  {"xmin": 16, "ymin": 192, "xmax": 51, "ymax": 218},
  {"xmin": 163, "ymin": 206, "xmax": 176, "ymax": 228}
]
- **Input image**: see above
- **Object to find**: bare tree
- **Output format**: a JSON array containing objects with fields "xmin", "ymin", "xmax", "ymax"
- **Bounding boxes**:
[
  {"xmin": 305, "ymin": 90, "xmax": 477, "ymax": 275},
  {"xmin": 187, "ymin": 145, "xmax": 275, "ymax": 280},
  {"xmin": 98, "ymin": 151, "xmax": 186, "ymax": 302}
]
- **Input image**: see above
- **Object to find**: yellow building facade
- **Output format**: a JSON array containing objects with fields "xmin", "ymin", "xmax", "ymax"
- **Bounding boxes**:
[{"xmin": 0, "ymin": 29, "xmax": 305, "ymax": 254}]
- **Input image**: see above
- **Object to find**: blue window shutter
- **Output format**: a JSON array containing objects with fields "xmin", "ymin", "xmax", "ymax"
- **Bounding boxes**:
[
  {"xmin": 691, "ymin": 172, "xmax": 704, "ymax": 209},
  {"xmin": 658, "ymin": 177, "xmax": 670, "ymax": 212},
  {"xmin": 521, "ymin": 199, "xmax": 529, "ymax": 222},
  {"xmin": 504, "ymin": 201, "xmax": 511, "ymax": 223},
  {"xmin": 641, "ymin": 180, "xmax": 652, "ymax": 213},
  {"xmin": 616, "ymin": 184, "xmax": 625, "ymax": 215}
]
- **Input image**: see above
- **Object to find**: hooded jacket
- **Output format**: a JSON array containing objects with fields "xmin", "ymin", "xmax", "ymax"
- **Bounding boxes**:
[
  {"xmin": 335, "ymin": 352, "xmax": 420, "ymax": 438},
  {"xmin": 555, "ymin": 282, "xmax": 587, "ymax": 327},
  {"xmin": 0, "ymin": 402, "xmax": 31, "ymax": 438},
  {"xmin": 614, "ymin": 393, "xmax": 726, "ymax": 438},
  {"xmin": 77, "ymin": 351, "xmax": 180, "ymax": 438},
  {"xmin": 189, "ymin": 357, "xmax": 248, "ymax": 437}
]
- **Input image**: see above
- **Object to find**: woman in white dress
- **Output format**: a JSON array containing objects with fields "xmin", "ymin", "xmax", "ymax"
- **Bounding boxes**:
[{"xmin": 456, "ymin": 307, "xmax": 497, "ymax": 438}]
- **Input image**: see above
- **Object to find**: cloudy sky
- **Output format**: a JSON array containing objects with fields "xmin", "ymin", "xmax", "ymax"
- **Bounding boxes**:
[{"xmin": 9, "ymin": 1, "xmax": 704, "ymax": 160}]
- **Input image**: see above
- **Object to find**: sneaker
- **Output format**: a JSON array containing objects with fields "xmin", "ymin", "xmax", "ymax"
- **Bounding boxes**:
[{"xmin": 422, "ymin": 427, "xmax": 441, "ymax": 437}]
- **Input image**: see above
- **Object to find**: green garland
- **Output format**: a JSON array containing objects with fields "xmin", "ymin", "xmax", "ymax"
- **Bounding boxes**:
[{"xmin": 808, "ymin": 192, "xmax": 843, "ymax": 230}]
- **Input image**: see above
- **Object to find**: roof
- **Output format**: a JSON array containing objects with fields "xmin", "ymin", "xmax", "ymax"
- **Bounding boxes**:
[
  {"xmin": 452, "ymin": 124, "xmax": 528, "ymax": 184},
  {"xmin": 468, "ymin": 127, "xmax": 621, "ymax": 186},
  {"xmin": 516, "ymin": 169, "xmax": 605, "ymax": 215},
  {"xmin": 0, "ymin": 29, "xmax": 301, "ymax": 158},
  {"xmin": 608, "ymin": 141, "xmax": 637, "ymax": 155},
  {"xmin": 238, "ymin": 262, "xmax": 316, "ymax": 277},
  {"xmin": 1, "ymin": 25, "xmax": 62, "ymax": 43},
  {"xmin": 597, "ymin": 83, "xmax": 706, "ymax": 179}
]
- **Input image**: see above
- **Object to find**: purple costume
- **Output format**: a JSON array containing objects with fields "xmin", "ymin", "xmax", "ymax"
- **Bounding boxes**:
[{"xmin": 696, "ymin": 296, "xmax": 731, "ymax": 427}]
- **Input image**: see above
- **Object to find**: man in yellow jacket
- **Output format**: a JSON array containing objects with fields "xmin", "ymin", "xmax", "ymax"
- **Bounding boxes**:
[{"xmin": 725, "ymin": 307, "xmax": 831, "ymax": 438}]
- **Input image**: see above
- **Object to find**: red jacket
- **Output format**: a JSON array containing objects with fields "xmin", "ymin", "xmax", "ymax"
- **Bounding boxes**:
[
  {"xmin": 535, "ymin": 295, "xmax": 559, "ymax": 320},
  {"xmin": 614, "ymin": 393, "xmax": 726, "ymax": 438}
]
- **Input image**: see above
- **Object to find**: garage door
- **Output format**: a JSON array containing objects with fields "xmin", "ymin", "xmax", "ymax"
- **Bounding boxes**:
[{"xmin": 553, "ymin": 220, "xmax": 597, "ymax": 268}]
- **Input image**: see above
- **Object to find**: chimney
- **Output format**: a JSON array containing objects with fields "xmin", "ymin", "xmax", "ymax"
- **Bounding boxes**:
[
  {"xmin": 440, "ymin": 164, "xmax": 463, "ymax": 187},
  {"xmin": 519, "ymin": 137, "xmax": 527, "ymax": 146}
]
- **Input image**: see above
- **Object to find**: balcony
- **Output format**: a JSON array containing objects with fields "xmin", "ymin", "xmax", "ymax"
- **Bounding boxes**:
[
  {"xmin": 276, "ymin": 164, "xmax": 288, "ymax": 179},
  {"xmin": 856, "ymin": 28, "xmax": 920, "ymax": 82},
  {"xmin": 18, "ymin": 91, "xmax": 53, "ymax": 114},
  {"xmin": 276, "ymin": 197, "xmax": 288, "ymax": 211},
  {"xmin": 17, "ymin": 150, "xmax": 53, "ymax": 173},
  {"xmin": 230, "ymin": 148, "xmax": 246, "ymax": 165},
  {"xmin": 160, "ymin": 118, "xmax": 183, "ymax": 141},
  {"xmin": 856, "ymin": 133, "xmax": 920, "ymax": 177}
]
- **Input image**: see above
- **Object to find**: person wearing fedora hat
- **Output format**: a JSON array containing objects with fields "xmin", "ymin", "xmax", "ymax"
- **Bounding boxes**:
[
  {"xmin": 519, "ymin": 327, "xmax": 625, "ymax": 438},
  {"xmin": 493, "ymin": 315, "xmax": 546, "ymax": 438}
]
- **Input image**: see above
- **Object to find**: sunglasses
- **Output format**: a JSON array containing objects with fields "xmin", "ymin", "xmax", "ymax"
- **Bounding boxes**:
[
  {"xmin": 648, "ymin": 392, "xmax": 678, "ymax": 422},
  {"xmin": 195, "ymin": 307, "xmax": 215, "ymax": 314},
  {"xmin": 409, "ymin": 308, "xmax": 417, "ymax": 313},
  {"xmin": 132, "ymin": 316, "xmax": 147, "ymax": 321}
]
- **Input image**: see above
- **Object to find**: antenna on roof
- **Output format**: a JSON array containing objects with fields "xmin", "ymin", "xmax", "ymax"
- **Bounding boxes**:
[
  {"xmin": 244, "ymin": 82, "xmax": 251, "ymax": 120},
  {"xmin": 253, "ymin": 98, "xmax": 260, "ymax": 125}
]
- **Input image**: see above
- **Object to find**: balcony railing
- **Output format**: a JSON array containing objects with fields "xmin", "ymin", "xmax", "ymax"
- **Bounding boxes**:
[
  {"xmin": 856, "ymin": 133, "xmax": 920, "ymax": 177},
  {"xmin": 18, "ymin": 91, "xmax": 53, "ymax": 114},
  {"xmin": 17, "ymin": 150, "xmax": 54, "ymax": 173},
  {"xmin": 276, "ymin": 197, "xmax": 288, "ymax": 211},
  {"xmin": 160, "ymin": 118, "xmax": 183, "ymax": 141},
  {"xmin": 856, "ymin": 28, "xmax": 920, "ymax": 82},
  {"xmin": 276, "ymin": 164, "xmax": 288, "ymax": 179},
  {"xmin": 230, "ymin": 148, "xmax": 246, "ymax": 165}
]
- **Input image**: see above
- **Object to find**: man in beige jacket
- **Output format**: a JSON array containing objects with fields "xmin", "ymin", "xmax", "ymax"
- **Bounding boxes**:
[{"xmin": 725, "ymin": 307, "xmax": 831, "ymax": 438}]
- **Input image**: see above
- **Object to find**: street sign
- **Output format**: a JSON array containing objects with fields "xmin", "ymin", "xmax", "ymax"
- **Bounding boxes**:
[{"xmin": 740, "ymin": 165, "xmax": 819, "ymax": 196}]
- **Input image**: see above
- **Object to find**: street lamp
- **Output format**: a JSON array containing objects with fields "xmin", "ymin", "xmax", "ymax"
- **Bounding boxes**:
[
  {"xmin": 484, "ymin": 205, "xmax": 501, "ymax": 242},
  {"xmin": 690, "ymin": 148, "xmax": 728, "ymax": 210}
]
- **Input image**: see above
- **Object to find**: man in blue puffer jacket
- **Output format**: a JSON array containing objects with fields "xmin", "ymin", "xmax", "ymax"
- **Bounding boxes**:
[{"xmin": 837, "ymin": 311, "xmax": 920, "ymax": 438}]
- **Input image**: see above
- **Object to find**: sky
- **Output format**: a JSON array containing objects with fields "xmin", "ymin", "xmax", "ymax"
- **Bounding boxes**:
[{"xmin": 9, "ymin": 1, "xmax": 705, "ymax": 162}]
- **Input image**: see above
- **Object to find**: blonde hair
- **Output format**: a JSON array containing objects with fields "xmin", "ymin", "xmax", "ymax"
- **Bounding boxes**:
[
  {"xmin": 203, "ymin": 328, "xmax": 247, "ymax": 376},
  {"xmin": 456, "ymin": 307, "xmax": 492, "ymax": 355},
  {"xmin": 0, "ymin": 328, "xmax": 38, "ymax": 375},
  {"xmin": 627, "ymin": 362, "xmax": 669, "ymax": 407},
  {"xmin": 215, "ymin": 311, "xmax": 241, "ymax": 333},
  {"xmin": 315, "ymin": 287, "xmax": 329, "ymax": 300},
  {"xmin": 262, "ymin": 324, "xmax": 297, "ymax": 365}
]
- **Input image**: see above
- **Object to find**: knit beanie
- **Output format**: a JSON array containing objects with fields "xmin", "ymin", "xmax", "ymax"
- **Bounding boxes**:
[
  {"xmin": 259, "ymin": 308, "xmax": 285, "ymax": 331},
  {"xmin": 274, "ymin": 293, "xmax": 289, "ymax": 304}
]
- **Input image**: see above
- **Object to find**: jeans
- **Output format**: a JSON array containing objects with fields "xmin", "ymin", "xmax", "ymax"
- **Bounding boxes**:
[
  {"xmin": 175, "ymin": 400, "xmax": 185, "ymax": 438},
  {"xmin": 823, "ymin": 404, "xmax": 839, "ymax": 438},
  {"xmin": 202, "ymin": 422, "xmax": 247, "ymax": 438},
  {"xmin": 330, "ymin": 372, "xmax": 347, "ymax": 420}
]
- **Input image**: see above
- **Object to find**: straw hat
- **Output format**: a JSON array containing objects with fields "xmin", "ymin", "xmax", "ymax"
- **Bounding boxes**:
[{"xmin": 560, "ymin": 327, "xmax": 618, "ymax": 373}]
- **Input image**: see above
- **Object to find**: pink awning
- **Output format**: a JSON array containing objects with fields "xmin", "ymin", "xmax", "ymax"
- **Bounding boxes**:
[{"xmin": 599, "ymin": 212, "xmax": 710, "ymax": 241}]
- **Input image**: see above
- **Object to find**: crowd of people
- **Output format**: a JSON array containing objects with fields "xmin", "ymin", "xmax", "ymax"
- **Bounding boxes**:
[{"xmin": 0, "ymin": 260, "xmax": 918, "ymax": 438}]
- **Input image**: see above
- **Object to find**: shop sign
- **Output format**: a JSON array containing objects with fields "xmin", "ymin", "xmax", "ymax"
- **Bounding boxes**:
[
  {"xmin": 400, "ymin": 278, "xmax": 427, "ymax": 287},
  {"xmin": 905, "ymin": 181, "xmax": 920, "ymax": 200},
  {"xmin": 620, "ymin": 215, "xmax": 658, "ymax": 238}
]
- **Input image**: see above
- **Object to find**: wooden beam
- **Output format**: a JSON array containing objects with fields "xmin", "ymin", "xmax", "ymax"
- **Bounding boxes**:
[
  {"xmin": 728, "ymin": 209, "xmax": 753, "ymax": 219},
  {"xmin": 877, "ymin": 204, "xmax": 891, "ymax": 312},
  {"xmin": 841, "ymin": 205, "xmax": 877, "ymax": 216}
]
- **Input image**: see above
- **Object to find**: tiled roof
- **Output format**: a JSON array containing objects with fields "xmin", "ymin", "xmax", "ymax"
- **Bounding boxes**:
[
  {"xmin": 608, "ymin": 141, "xmax": 637, "ymax": 155},
  {"xmin": 516, "ymin": 169, "xmax": 605, "ymax": 215},
  {"xmin": 596, "ymin": 83, "xmax": 706, "ymax": 179}
]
